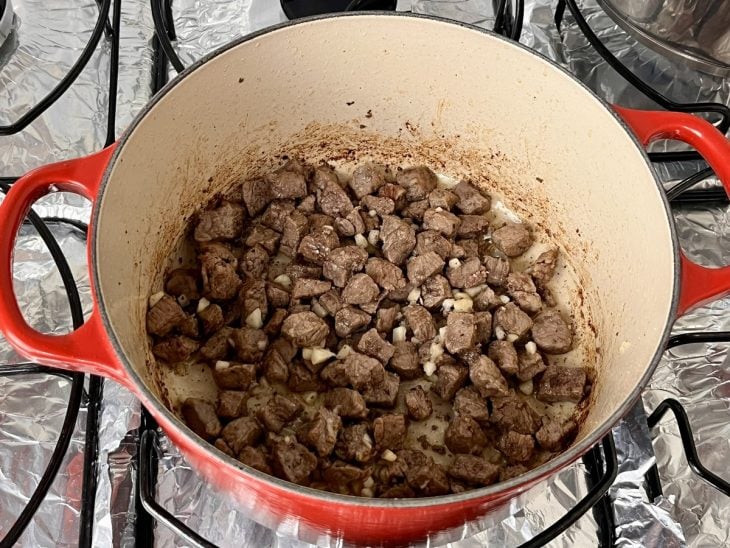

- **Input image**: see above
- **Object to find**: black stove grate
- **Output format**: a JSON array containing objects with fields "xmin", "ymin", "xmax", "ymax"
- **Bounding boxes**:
[{"xmin": 0, "ymin": 1, "xmax": 728, "ymax": 546}]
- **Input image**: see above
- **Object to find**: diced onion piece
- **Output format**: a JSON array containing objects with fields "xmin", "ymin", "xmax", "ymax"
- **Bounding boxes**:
[
  {"xmin": 362, "ymin": 434, "xmax": 373, "ymax": 448},
  {"xmin": 312, "ymin": 300, "xmax": 328, "ymax": 318},
  {"xmin": 368, "ymin": 209, "xmax": 378, "ymax": 218},
  {"xmin": 310, "ymin": 347, "xmax": 335, "ymax": 365},
  {"xmin": 430, "ymin": 341, "xmax": 444, "ymax": 360},
  {"xmin": 302, "ymin": 348, "xmax": 313, "ymax": 360},
  {"xmin": 499, "ymin": 295, "xmax": 511, "ymax": 304},
  {"xmin": 368, "ymin": 230, "xmax": 380, "ymax": 247},
  {"xmin": 525, "ymin": 341, "xmax": 537, "ymax": 355},
  {"xmin": 363, "ymin": 476, "xmax": 375, "ymax": 489},
  {"xmin": 448, "ymin": 258, "xmax": 461, "ymax": 268},
  {"xmin": 495, "ymin": 326, "xmax": 506, "ymax": 340},
  {"xmin": 393, "ymin": 326, "xmax": 407, "ymax": 343},
  {"xmin": 423, "ymin": 361, "xmax": 437, "ymax": 376},
  {"xmin": 441, "ymin": 299, "xmax": 455, "ymax": 313},
  {"xmin": 453, "ymin": 291, "xmax": 469, "ymax": 299},
  {"xmin": 196, "ymin": 297, "xmax": 211, "ymax": 312},
  {"xmin": 257, "ymin": 340, "xmax": 268, "ymax": 350},
  {"xmin": 438, "ymin": 326, "xmax": 447, "ymax": 341},
  {"xmin": 149, "ymin": 291, "xmax": 165, "ymax": 308},
  {"xmin": 336, "ymin": 344, "xmax": 353, "ymax": 359},
  {"xmin": 519, "ymin": 379, "xmax": 534, "ymax": 395},
  {"xmin": 284, "ymin": 436, "xmax": 292, "ymax": 443},
  {"xmin": 506, "ymin": 333, "xmax": 519, "ymax": 343},
  {"xmin": 465, "ymin": 285, "xmax": 485, "ymax": 298},
  {"xmin": 382, "ymin": 449, "xmax": 398, "ymax": 462},
  {"xmin": 361, "ymin": 488, "xmax": 374, "ymax": 498},
  {"xmin": 354, "ymin": 233, "xmax": 368, "ymax": 248},
  {"xmin": 215, "ymin": 360, "xmax": 230, "ymax": 371},
  {"xmin": 407, "ymin": 287, "xmax": 421, "ymax": 304},
  {"xmin": 273, "ymin": 274, "xmax": 292, "ymax": 289},
  {"xmin": 453, "ymin": 298, "xmax": 473, "ymax": 312},
  {"xmin": 435, "ymin": 206, "xmax": 443, "ymax": 212},
  {"xmin": 303, "ymin": 391, "xmax": 317, "ymax": 404},
  {"xmin": 245, "ymin": 308, "xmax": 263, "ymax": 329}
]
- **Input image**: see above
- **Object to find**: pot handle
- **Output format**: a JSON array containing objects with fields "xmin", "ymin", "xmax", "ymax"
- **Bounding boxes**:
[
  {"xmin": 615, "ymin": 106, "xmax": 730, "ymax": 316},
  {"xmin": 0, "ymin": 145, "xmax": 129, "ymax": 385}
]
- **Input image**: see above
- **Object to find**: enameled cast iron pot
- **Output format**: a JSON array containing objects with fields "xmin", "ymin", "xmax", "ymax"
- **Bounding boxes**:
[{"xmin": 2, "ymin": 13, "xmax": 730, "ymax": 546}]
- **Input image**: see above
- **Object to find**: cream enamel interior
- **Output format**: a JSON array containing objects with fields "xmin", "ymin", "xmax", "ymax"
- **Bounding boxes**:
[{"xmin": 95, "ymin": 16, "xmax": 674, "ymax": 466}]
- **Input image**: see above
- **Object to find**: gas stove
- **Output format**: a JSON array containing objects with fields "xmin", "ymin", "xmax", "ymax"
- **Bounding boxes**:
[{"xmin": 0, "ymin": 1, "xmax": 728, "ymax": 546}]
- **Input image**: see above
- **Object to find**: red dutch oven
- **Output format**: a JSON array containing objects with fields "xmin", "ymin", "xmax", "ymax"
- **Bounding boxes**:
[{"xmin": 1, "ymin": 13, "xmax": 730, "ymax": 546}]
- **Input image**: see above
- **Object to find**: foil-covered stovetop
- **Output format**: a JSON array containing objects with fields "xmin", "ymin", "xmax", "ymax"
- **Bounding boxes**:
[{"xmin": 0, "ymin": 0, "xmax": 727, "ymax": 546}]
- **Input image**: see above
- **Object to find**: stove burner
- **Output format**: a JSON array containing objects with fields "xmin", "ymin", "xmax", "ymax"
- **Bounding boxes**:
[{"xmin": 280, "ymin": 0, "xmax": 397, "ymax": 20}]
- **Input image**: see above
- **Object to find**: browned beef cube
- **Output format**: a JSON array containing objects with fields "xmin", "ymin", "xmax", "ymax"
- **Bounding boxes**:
[
  {"xmin": 324, "ymin": 388, "xmax": 368, "ymax": 419},
  {"xmin": 456, "ymin": 215, "xmax": 489, "ymax": 239},
  {"xmin": 490, "ymin": 395, "xmax": 540, "ymax": 434},
  {"xmin": 263, "ymin": 347, "xmax": 289, "ymax": 384},
  {"xmin": 241, "ymin": 178, "xmax": 272, "ymax": 217},
  {"xmin": 334, "ymin": 352, "xmax": 384, "ymax": 389},
  {"xmin": 401, "ymin": 199, "xmax": 429, "ymax": 221},
  {"xmin": 212, "ymin": 361, "xmax": 256, "ymax": 390},
  {"xmin": 200, "ymin": 327, "xmax": 234, "ymax": 361},
  {"xmin": 473, "ymin": 285, "xmax": 502, "ymax": 312},
  {"xmin": 281, "ymin": 311, "xmax": 329, "ymax": 347},
  {"xmin": 380, "ymin": 485, "xmax": 416, "ymax": 498},
  {"xmin": 454, "ymin": 239, "xmax": 480, "ymax": 259},
  {"xmin": 474, "ymin": 311, "xmax": 492, "ymax": 344},
  {"xmin": 469, "ymin": 355, "xmax": 509, "ymax": 397},
  {"xmin": 297, "ymin": 407, "xmax": 342, "ymax": 457},
  {"xmin": 318, "ymin": 289, "xmax": 344, "ymax": 316},
  {"xmin": 239, "ymin": 279, "xmax": 268, "ymax": 319},
  {"xmin": 257, "ymin": 394, "xmax": 303, "ymax": 433},
  {"xmin": 271, "ymin": 439, "xmax": 317, "ymax": 484},
  {"xmin": 342, "ymin": 273, "xmax": 379, "ymax": 305},
  {"xmin": 280, "ymin": 210, "xmax": 309, "ymax": 258},
  {"xmin": 387, "ymin": 283, "xmax": 414, "ymax": 303},
  {"xmin": 238, "ymin": 446, "xmax": 272, "ymax": 474},
  {"xmin": 488, "ymin": 340, "xmax": 519, "ymax": 376},
  {"xmin": 334, "ymin": 207, "xmax": 366, "ymax": 237},
  {"xmin": 506, "ymin": 272, "xmax": 542, "ymax": 314},
  {"xmin": 361, "ymin": 195, "xmax": 395, "ymax": 216},
  {"xmin": 380, "ymin": 215, "xmax": 416, "ymax": 266},
  {"xmin": 362, "ymin": 372, "xmax": 400, "ymax": 407},
  {"xmin": 423, "ymin": 208, "xmax": 461, "ymax": 238},
  {"xmin": 405, "ymin": 385, "xmax": 433, "ymax": 421},
  {"xmin": 536, "ymin": 418, "xmax": 577, "ymax": 451},
  {"xmin": 356, "ymin": 328, "xmax": 395, "ymax": 364},
  {"xmin": 415, "ymin": 230, "xmax": 452, "ymax": 260},
  {"xmin": 265, "ymin": 282, "xmax": 290, "ymax": 309},
  {"xmin": 335, "ymin": 423, "xmax": 375, "ymax": 463},
  {"xmin": 517, "ymin": 349, "xmax": 546, "ymax": 381},
  {"xmin": 494, "ymin": 303, "xmax": 533, "ymax": 340},
  {"xmin": 389, "ymin": 341, "xmax": 420, "ymax": 379},
  {"xmin": 446, "ymin": 257, "xmax": 487, "ymax": 289},
  {"xmin": 286, "ymin": 264, "xmax": 323, "ymax": 280},
  {"xmin": 200, "ymin": 252, "xmax": 242, "ymax": 301},
  {"xmin": 530, "ymin": 249, "xmax": 559, "ymax": 288},
  {"xmin": 531, "ymin": 309, "xmax": 573, "ymax": 354},
  {"xmin": 378, "ymin": 183, "xmax": 407, "ymax": 210},
  {"xmin": 406, "ymin": 251, "xmax": 445, "ymax": 287},
  {"xmin": 267, "ymin": 165, "xmax": 308, "ymax": 200},
  {"xmin": 230, "ymin": 327, "xmax": 268, "ymax": 362},
  {"xmin": 350, "ymin": 163, "xmax": 386, "ymax": 198},
  {"xmin": 396, "ymin": 166, "xmax": 438, "ymax": 201},
  {"xmin": 197, "ymin": 303, "xmax": 224, "ymax": 336},
  {"xmin": 500, "ymin": 464, "xmax": 528, "ymax": 482},
  {"xmin": 241, "ymin": 245, "xmax": 269, "ymax": 279},
  {"xmin": 334, "ymin": 306, "xmax": 371, "ymax": 337},
  {"xmin": 428, "ymin": 188, "xmax": 459, "ymax": 210},
  {"xmin": 194, "ymin": 202, "xmax": 245, "ymax": 242},
  {"xmin": 264, "ymin": 308, "xmax": 288, "ymax": 336},
  {"xmin": 291, "ymin": 278, "xmax": 332, "ymax": 300},
  {"xmin": 308, "ymin": 213, "xmax": 336, "ymax": 232},
  {"xmin": 453, "ymin": 181, "xmax": 491, "ymax": 214},
  {"xmin": 401, "ymin": 451, "xmax": 450, "ymax": 496},
  {"xmin": 403, "ymin": 304, "xmax": 436, "ymax": 342},
  {"xmin": 260, "ymin": 200, "xmax": 295, "ymax": 231},
  {"xmin": 445, "ymin": 415, "xmax": 487, "ymax": 454},
  {"xmin": 537, "ymin": 366, "xmax": 586, "ymax": 403},
  {"xmin": 431, "ymin": 364, "xmax": 468, "ymax": 401},
  {"xmin": 288, "ymin": 362, "xmax": 321, "ymax": 392},
  {"xmin": 165, "ymin": 269, "xmax": 200, "ymax": 301},
  {"xmin": 147, "ymin": 295, "xmax": 186, "ymax": 337},
  {"xmin": 421, "ymin": 275, "xmax": 452, "ymax": 310},
  {"xmin": 373, "ymin": 414, "xmax": 406, "ymax": 450},
  {"xmin": 444, "ymin": 312, "xmax": 476, "ymax": 354},
  {"xmin": 198, "ymin": 241, "xmax": 237, "ymax": 262},
  {"xmin": 365, "ymin": 257, "xmax": 407, "ymax": 292},
  {"xmin": 375, "ymin": 305, "xmax": 400, "ymax": 334},
  {"xmin": 483, "ymin": 255, "xmax": 510, "ymax": 286},
  {"xmin": 245, "ymin": 225, "xmax": 281, "ymax": 255},
  {"xmin": 498, "ymin": 431, "xmax": 535, "ymax": 463},
  {"xmin": 221, "ymin": 416, "xmax": 262, "ymax": 454},
  {"xmin": 322, "ymin": 460, "xmax": 366, "ymax": 486},
  {"xmin": 313, "ymin": 166, "xmax": 353, "ymax": 217},
  {"xmin": 448, "ymin": 455, "xmax": 499, "ymax": 486},
  {"xmin": 298, "ymin": 194, "xmax": 316, "ymax": 213},
  {"xmin": 217, "ymin": 390, "xmax": 248, "ymax": 419},
  {"xmin": 152, "ymin": 335, "xmax": 199, "ymax": 363},
  {"xmin": 297, "ymin": 226, "xmax": 339, "ymax": 265},
  {"xmin": 453, "ymin": 387, "xmax": 489, "ymax": 423},
  {"xmin": 492, "ymin": 223, "xmax": 533, "ymax": 257},
  {"xmin": 214, "ymin": 438, "xmax": 235, "ymax": 457},
  {"xmin": 323, "ymin": 246, "xmax": 368, "ymax": 288},
  {"xmin": 182, "ymin": 398, "xmax": 221, "ymax": 440}
]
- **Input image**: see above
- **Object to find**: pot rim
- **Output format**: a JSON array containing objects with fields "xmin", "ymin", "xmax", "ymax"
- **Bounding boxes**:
[{"xmin": 91, "ymin": 11, "xmax": 680, "ymax": 509}]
